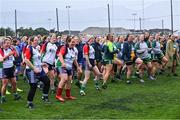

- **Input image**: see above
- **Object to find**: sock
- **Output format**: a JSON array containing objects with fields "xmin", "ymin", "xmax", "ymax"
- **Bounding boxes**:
[
  {"xmin": 136, "ymin": 70, "xmax": 139, "ymax": 75},
  {"xmin": 51, "ymin": 86, "xmax": 55, "ymax": 90},
  {"xmin": 81, "ymin": 84, "xmax": 86, "ymax": 91},
  {"xmin": 42, "ymin": 94, "xmax": 48, "ymax": 99},
  {"xmin": 94, "ymin": 80, "xmax": 99, "ymax": 86},
  {"xmin": 66, "ymin": 89, "xmax": 71, "ymax": 97},
  {"xmin": 27, "ymin": 101, "xmax": 33, "ymax": 104},
  {"xmin": 13, "ymin": 93, "xmax": 18, "ymax": 97},
  {"xmin": 1, "ymin": 96, "xmax": 5, "ymax": 98},
  {"xmin": 56, "ymin": 88, "xmax": 63, "ymax": 96}
]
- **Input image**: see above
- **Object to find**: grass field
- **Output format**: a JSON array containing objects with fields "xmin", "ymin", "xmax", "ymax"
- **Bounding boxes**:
[{"xmin": 0, "ymin": 67, "xmax": 180, "ymax": 119}]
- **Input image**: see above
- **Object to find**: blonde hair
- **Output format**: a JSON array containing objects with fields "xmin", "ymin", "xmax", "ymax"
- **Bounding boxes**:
[{"xmin": 0, "ymin": 37, "xmax": 5, "ymax": 47}]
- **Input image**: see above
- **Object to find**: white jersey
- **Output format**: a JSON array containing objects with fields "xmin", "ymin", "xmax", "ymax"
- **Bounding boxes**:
[
  {"xmin": 3, "ymin": 48, "xmax": 14, "ymax": 69},
  {"xmin": 25, "ymin": 46, "xmax": 42, "ymax": 71},
  {"xmin": 83, "ymin": 45, "xmax": 95, "ymax": 59},
  {"xmin": 42, "ymin": 42, "xmax": 58, "ymax": 65},
  {"xmin": 32, "ymin": 47, "xmax": 42, "ymax": 71},
  {"xmin": 64, "ymin": 47, "xmax": 76, "ymax": 70}
]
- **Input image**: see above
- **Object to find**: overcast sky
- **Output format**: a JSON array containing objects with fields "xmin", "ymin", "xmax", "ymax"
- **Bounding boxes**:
[{"xmin": 0, "ymin": 0, "xmax": 180, "ymax": 31}]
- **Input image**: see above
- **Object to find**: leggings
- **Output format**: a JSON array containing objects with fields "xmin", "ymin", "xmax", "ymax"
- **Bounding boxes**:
[{"xmin": 27, "ymin": 75, "xmax": 50, "ymax": 102}]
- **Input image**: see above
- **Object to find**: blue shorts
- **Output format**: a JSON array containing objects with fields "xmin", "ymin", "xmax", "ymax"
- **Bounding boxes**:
[
  {"xmin": 26, "ymin": 69, "xmax": 46, "ymax": 83},
  {"xmin": 57, "ymin": 67, "xmax": 72, "ymax": 76}
]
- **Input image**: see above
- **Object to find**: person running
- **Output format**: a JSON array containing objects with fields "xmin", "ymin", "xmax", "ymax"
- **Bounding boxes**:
[
  {"xmin": 41, "ymin": 34, "xmax": 58, "ymax": 94},
  {"xmin": 135, "ymin": 34, "xmax": 155, "ymax": 81},
  {"xmin": 114, "ymin": 36, "xmax": 125, "ymax": 80},
  {"xmin": 80, "ymin": 36, "xmax": 102, "ymax": 96},
  {"xmin": 122, "ymin": 34, "xmax": 137, "ymax": 84},
  {"xmin": 92, "ymin": 36, "xmax": 102, "ymax": 72},
  {"xmin": 0, "ymin": 37, "xmax": 21, "ymax": 103},
  {"xmin": 24, "ymin": 36, "xmax": 50, "ymax": 109},
  {"xmin": 102, "ymin": 34, "xmax": 119, "ymax": 88},
  {"xmin": 151, "ymin": 34, "xmax": 168, "ymax": 76},
  {"xmin": 56, "ymin": 36, "xmax": 80, "ymax": 102},
  {"xmin": 74, "ymin": 36, "xmax": 83, "ymax": 88},
  {"xmin": 166, "ymin": 35, "xmax": 179, "ymax": 76}
]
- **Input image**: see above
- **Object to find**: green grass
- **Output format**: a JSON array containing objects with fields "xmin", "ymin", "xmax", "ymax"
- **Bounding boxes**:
[{"xmin": 0, "ymin": 67, "xmax": 180, "ymax": 119}]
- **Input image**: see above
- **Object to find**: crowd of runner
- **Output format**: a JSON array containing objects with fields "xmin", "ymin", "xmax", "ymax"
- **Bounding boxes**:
[{"xmin": 0, "ymin": 32, "xmax": 179, "ymax": 109}]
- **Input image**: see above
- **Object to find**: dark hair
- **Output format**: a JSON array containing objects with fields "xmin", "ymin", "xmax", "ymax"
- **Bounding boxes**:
[
  {"xmin": 169, "ymin": 34, "xmax": 172, "ymax": 38},
  {"xmin": 12, "ymin": 39, "xmax": 17, "ymax": 45},
  {"xmin": 125, "ymin": 34, "xmax": 130, "ymax": 41},
  {"xmin": 106, "ymin": 33, "xmax": 113, "ymax": 41},
  {"xmin": 66, "ymin": 36, "xmax": 72, "ymax": 43},
  {"xmin": 29, "ymin": 37, "xmax": 35, "ymax": 42},
  {"xmin": 65, "ymin": 36, "xmax": 73, "ymax": 47},
  {"xmin": 42, "ymin": 36, "xmax": 47, "ymax": 41}
]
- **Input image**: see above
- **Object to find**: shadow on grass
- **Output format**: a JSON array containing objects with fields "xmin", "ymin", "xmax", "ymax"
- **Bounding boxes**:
[{"xmin": 85, "ymin": 92, "xmax": 179, "ymax": 112}]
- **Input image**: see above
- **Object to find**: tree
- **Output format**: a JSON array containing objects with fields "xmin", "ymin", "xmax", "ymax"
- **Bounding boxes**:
[
  {"xmin": 0, "ymin": 27, "xmax": 15, "ymax": 37},
  {"xmin": 17, "ymin": 27, "xmax": 34, "ymax": 37},
  {"xmin": 34, "ymin": 27, "xmax": 49, "ymax": 36}
]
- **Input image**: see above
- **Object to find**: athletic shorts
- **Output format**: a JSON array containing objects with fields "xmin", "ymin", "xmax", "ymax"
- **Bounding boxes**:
[
  {"xmin": 142, "ymin": 58, "xmax": 151, "ymax": 64},
  {"xmin": 102, "ymin": 59, "xmax": 113, "ymax": 65},
  {"xmin": 3, "ymin": 67, "xmax": 16, "ymax": 79},
  {"xmin": 45, "ymin": 63, "xmax": 55, "ymax": 71},
  {"xmin": 155, "ymin": 53, "xmax": 164, "ymax": 61},
  {"xmin": 85, "ymin": 59, "xmax": 96, "ymax": 70},
  {"xmin": 124, "ymin": 61, "xmax": 133, "ymax": 65},
  {"xmin": 59, "ymin": 67, "xmax": 72, "ymax": 76}
]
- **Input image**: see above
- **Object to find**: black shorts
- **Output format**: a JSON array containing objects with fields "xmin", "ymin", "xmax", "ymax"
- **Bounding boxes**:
[
  {"xmin": 3, "ymin": 67, "xmax": 16, "ymax": 79},
  {"xmin": 45, "ymin": 63, "xmax": 55, "ymax": 71},
  {"xmin": 85, "ymin": 59, "xmax": 96, "ymax": 70},
  {"xmin": 125, "ymin": 61, "xmax": 133, "ymax": 66}
]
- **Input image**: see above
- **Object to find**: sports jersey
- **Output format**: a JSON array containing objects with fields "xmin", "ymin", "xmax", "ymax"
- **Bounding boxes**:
[
  {"xmin": 135, "ymin": 41, "xmax": 150, "ymax": 60},
  {"xmin": 60, "ymin": 46, "xmax": 76, "ymax": 70},
  {"xmin": 42, "ymin": 42, "xmax": 58, "ymax": 65},
  {"xmin": 2, "ymin": 48, "xmax": 15, "ymax": 69},
  {"xmin": 83, "ymin": 44, "xmax": 95, "ymax": 59},
  {"xmin": 25, "ymin": 46, "xmax": 42, "ymax": 71}
]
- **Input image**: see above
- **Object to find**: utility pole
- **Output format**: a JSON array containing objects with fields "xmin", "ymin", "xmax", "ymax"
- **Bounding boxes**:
[
  {"xmin": 139, "ymin": 17, "xmax": 142, "ymax": 31},
  {"xmin": 132, "ymin": 13, "xmax": 137, "ymax": 31},
  {"xmin": 4, "ymin": 29, "xmax": 6, "ymax": 37},
  {"xmin": 111, "ymin": 0, "xmax": 114, "ymax": 33},
  {"xmin": 162, "ymin": 19, "xmax": 164, "ymax": 34},
  {"xmin": 56, "ymin": 8, "xmax": 60, "ymax": 32},
  {"xmin": 142, "ymin": 0, "xmax": 145, "ymax": 30},
  {"xmin": 170, "ymin": 0, "xmax": 174, "ymax": 34},
  {"xmin": 48, "ymin": 18, "xmax": 52, "ymax": 31},
  {"xmin": 66, "ymin": 5, "xmax": 71, "ymax": 35},
  {"xmin": 15, "ymin": 9, "xmax": 17, "ymax": 37},
  {"xmin": 107, "ymin": 4, "xmax": 111, "ymax": 33}
]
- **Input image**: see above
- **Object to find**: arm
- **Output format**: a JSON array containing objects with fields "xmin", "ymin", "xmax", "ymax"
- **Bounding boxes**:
[
  {"xmin": 3, "ymin": 51, "xmax": 14, "ymax": 60},
  {"xmin": 58, "ymin": 46, "xmax": 66, "ymax": 68},
  {"xmin": 40, "ymin": 42, "xmax": 46, "ymax": 56},
  {"xmin": 11, "ymin": 46, "xmax": 19, "ymax": 57},
  {"xmin": 24, "ymin": 58, "xmax": 35, "ymax": 70},
  {"xmin": 135, "ymin": 43, "xmax": 146, "ymax": 54},
  {"xmin": 83, "ymin": 45, "xmax": 91, "ymax": 66},
  {"xmin": 152, "ymin": 41, "xmax": 161, "ymax": 53},
  {"xmin": 23, "ymin": 47, "xmax": 40, "ymax": 73},
  {"xmin": 0, "ymin": 54, "xmax": 3, "ymax": 62}
]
